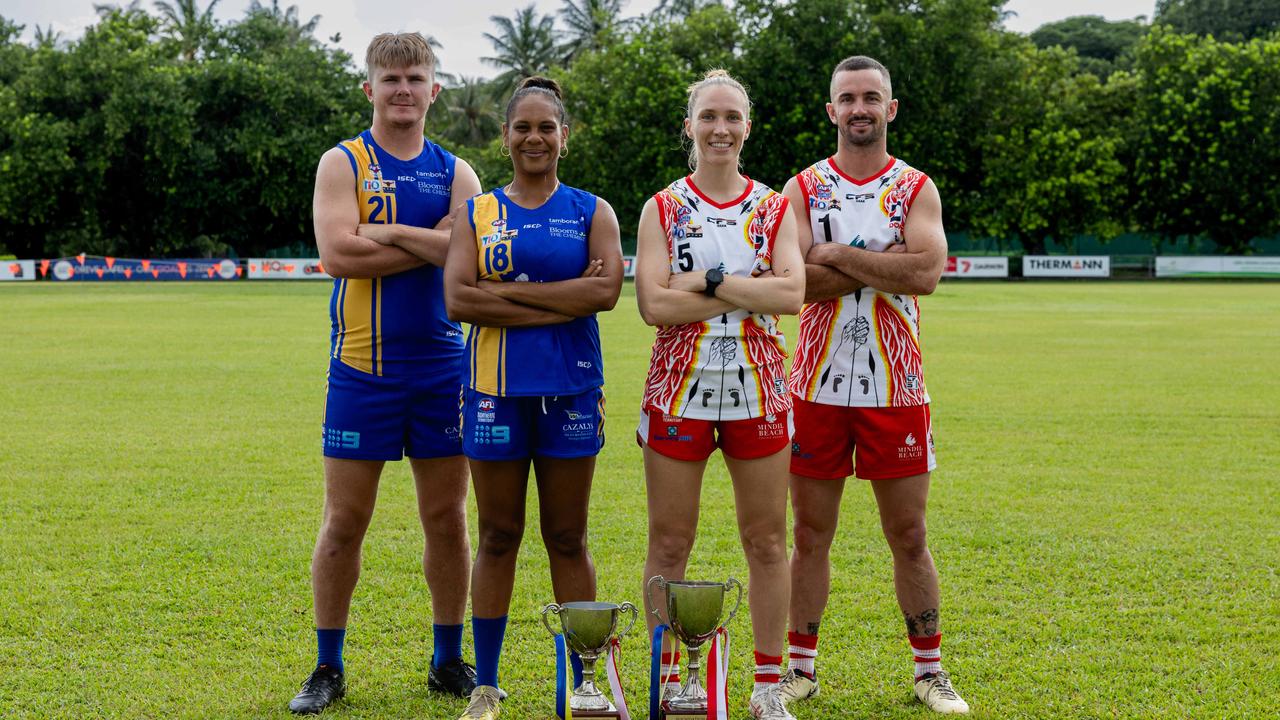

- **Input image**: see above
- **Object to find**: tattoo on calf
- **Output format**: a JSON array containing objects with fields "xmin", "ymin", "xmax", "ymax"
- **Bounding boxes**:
[
  {"xmin": 806, "ymin": 622, "xmax": 820, "ymax": 636},
  {"xmin": 904, "ymin": 608, "xmax": 940, "ymax": 637}
]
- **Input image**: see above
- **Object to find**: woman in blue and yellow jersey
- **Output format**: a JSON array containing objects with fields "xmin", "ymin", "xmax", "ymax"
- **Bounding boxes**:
[{"xmin": 443, "ymin": 76, "xmax": 623, "ymax": 720}]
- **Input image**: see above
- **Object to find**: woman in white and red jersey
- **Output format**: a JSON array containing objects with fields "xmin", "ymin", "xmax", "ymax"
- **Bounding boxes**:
[{"xmin": 634, "ymin": 69, "xmax": 805, "ymax": 720}]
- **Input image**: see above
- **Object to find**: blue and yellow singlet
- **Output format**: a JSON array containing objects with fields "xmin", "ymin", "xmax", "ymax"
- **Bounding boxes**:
[
  {"xmin": 329, "ymin": 130, "xmax": 463, "ymax": 387},
  {"xmin": 465, "ymin": 185, "xmax": 603, "ymax": 396}
]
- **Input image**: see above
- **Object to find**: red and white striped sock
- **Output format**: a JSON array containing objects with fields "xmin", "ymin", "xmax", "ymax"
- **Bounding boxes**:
[
  {"xmin": 787, "ymin": 631, "xmax": 819, "ymax": 678},
  {"xmin": 909, "ymin": 633, "xmax": 942, "ymax": 680},
  {"xmin": 753, "ymin": 651, "xmax": 782, "ymax": 692},
  {"xmin": 660, "ymin": 650, "xmax": 681, "ymax": 692}
]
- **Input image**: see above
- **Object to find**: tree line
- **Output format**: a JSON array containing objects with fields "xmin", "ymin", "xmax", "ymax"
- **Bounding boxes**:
[{"xmin": 1, "ymin": 0, "xmax": 1278, "ymax": 259}]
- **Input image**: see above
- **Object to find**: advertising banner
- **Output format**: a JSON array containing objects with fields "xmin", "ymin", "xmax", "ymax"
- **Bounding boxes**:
[
  {"xmin": 622, "ymin": 256, "xmax": 636, "ymax": 278},
  {"xmin": 246, "ymin": 258, "xmax": 331, "ymax": 280},
  {"xmin": 1022, "ymin": 255, "xmax": 1111, "ymax": 278},
  {"xmin": 0, "ymin": 259, "xmax": 35, "ymax": 281},
  {"xmin": 43, "ymin": 255, "xmax": 240, "ymax": 281},
  {"xmin": 943, "ymin": 256, "xmax": 1009, "ymax": 278},
  {"xmin": 1156, "ymin": 256, "xmax": 1280, "ymax": 278}
]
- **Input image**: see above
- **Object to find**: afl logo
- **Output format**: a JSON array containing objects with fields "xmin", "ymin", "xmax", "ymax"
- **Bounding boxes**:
[{"xmin": 478, "ymin": 398, "xmax": 496, "ymax": 412}]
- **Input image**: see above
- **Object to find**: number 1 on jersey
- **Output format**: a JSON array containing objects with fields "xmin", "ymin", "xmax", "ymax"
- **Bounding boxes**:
[{"xmin": 818, "ymin": 214, "xmax": 833, "ymax": 244}]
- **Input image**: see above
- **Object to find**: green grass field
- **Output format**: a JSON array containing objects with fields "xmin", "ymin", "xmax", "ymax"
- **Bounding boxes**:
[{"xmin": 1, "ymin": 281, "xmax": 1277, "ymax": 719}]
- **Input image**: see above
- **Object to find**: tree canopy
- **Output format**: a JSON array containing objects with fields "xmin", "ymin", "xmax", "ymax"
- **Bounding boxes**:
[{"xmin": 1, "ymin": 1, "xmax": 1277, "ymax": 258}]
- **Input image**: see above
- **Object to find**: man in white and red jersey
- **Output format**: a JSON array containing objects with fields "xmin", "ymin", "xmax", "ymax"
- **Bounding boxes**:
[{"xmin": 776, "ymin": 56, "xmax": 969, "ymax": 714}]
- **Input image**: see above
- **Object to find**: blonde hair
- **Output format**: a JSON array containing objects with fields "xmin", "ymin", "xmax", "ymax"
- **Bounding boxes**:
[
  {"xmin": 685, "ymin": 69, "xmax": 751, "ymax": 121},
  {"xmin": 365, "ymin": 33, "xmax": 436, "ymax": 81},
  {"xmin": 683, "ymin": 69, "xmax": 751, "ymax": 171}
]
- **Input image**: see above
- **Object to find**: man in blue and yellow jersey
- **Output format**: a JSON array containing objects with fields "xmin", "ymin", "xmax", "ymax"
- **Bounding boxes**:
[{"xmin": 288, "ymin": 33, "xmax": 483, "ymax": 715}]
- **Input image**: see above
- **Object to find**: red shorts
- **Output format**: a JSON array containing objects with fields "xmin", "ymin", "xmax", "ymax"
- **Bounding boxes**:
[
  {"xmin": 789, "ymin": 398, "xmax": 935, "ymax": 480},
  {"xmin": 637, "ymin": 407, "xmax": 790, "ymax": 462}
]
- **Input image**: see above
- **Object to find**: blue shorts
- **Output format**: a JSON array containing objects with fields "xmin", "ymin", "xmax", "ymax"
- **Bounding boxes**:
[
  {"xmin": 323, "ymin": 359, "xmax": 463, "ymax": 461},
  {"xmin": 462, "ymin": 387, "xmax": 605, "ymax": 461}
]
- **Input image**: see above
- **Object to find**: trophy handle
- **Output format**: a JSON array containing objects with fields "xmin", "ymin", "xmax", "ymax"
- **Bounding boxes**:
[
  {"xmin": 616, "ymin": 601, "xmax": 639, "ymax": 639},
  {"xmin": 646, "ymin": 575, "xmax": 668, "ymax": 624},
  {"xmin": 722, "ymin": 577, "xmax": 744, "ymax": 627},
  {"xmin": 540, "ymin": 603, "xmax": 563, "ymax": 638}
]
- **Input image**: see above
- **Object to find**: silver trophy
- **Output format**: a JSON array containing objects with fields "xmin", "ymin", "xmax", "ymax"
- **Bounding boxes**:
[
  {"xmin": 646, "ymin": 576, "xmax": 744, "ymax": 714},
  {"xmin": 541, "ymin": 600, "xmax": 639, "ymax": 716}
]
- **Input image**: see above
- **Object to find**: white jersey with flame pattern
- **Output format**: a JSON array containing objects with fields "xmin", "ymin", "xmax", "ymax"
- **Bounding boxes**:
[
  {"xmin": 642, "ymin": 177, "xmax": 793, "ymax": 421},
  {"xmin": 788, "ymin": 156, "xmax": 931, "ymax": 408}
]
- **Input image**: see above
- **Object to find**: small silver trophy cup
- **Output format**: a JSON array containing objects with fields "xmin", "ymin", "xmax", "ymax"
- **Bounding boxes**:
[
  {"xmin": 542, "ymin": 600, "xmax": 639, "ymax": 716},
  {"xmin": 646, "ymin": 576, "xmax": 744, "ymax": 714}
]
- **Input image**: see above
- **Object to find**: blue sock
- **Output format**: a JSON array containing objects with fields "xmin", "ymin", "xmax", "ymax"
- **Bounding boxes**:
[
  {"xmin": 316, "ymin": 627, "xmax": 346, "ymax": 671},
  {"xmin": 433, "ymin": 623, "xmax": 464, "ymax": 668},
  {"xmin": 472, "ymin": 615, "xmax": 508, "ymax": 688},
  {"xmin": 570, "ymin": 651, "xmax": 584, "ymax": 687}
]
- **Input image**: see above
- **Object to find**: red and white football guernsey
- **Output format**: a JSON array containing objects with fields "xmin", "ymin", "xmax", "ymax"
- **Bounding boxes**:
[
  {"xmin": 788, "ymin": 156, "xmax": 931, "ymax": 408},
  {"xmin": 642, "ymin": 176, "xmax": 793, "ymax": 421}
]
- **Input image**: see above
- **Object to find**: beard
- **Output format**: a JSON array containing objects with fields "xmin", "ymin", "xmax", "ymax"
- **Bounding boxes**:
[{"xmin": 839, "ymin": 117, "xmax": 886, "ymax": 147}]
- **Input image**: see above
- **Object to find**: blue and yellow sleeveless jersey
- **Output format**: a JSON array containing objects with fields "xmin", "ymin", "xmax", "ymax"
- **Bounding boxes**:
[
  {"xmin": 328, "ymin": 130, "xmax": 464, "ymax": 386},
  {"xmin": 465, "ymin": 185, "xmax": 603, "ymax": 397}
]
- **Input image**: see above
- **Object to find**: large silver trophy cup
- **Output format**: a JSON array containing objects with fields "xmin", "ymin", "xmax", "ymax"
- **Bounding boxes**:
[
  {"xmin": 542, "ymin": 600, "xmax": 639, "ymax": 716},
  {"xmin": 646, "ymin": 576, "xmax": 744, "ymax": 714}
]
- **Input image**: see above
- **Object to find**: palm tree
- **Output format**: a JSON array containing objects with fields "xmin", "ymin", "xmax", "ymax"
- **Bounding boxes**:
[
  {"xmin": 152, "ymin": 0, "xmax": 220, "ymax": 60},
  {"xmin": 438, "ymin": 76, "xmax": 503, "ymax": 146},
  {"xmin": 33, "ymin": 25, "xmax": 64, "ymax": 48},
  {"xmin": 558, "ymin": 0, "xmax": 631, "ymax": 62},
  {"xmin": 654, "ymin": 0, "xmax": 721, "ymax": 20},
  {"xmin": 94, "ymin": 1, "xmax": 145, "ymax": 16},
  {"xmin": 483, "ymin": 4, "xmax": 559, "ymax": 93},
  {"xmin": 425, "ymin": 34, "xmax": 458, "ymax": 86},
  {"xmin": 246, "ymin": 0, "xmax": 320, "ymax": 40}
]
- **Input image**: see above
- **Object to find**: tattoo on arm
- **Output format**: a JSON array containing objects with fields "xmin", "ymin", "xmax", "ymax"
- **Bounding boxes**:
[{"xmin": 904, "ymin": 608, "xmax": 940, "ymax": 637}]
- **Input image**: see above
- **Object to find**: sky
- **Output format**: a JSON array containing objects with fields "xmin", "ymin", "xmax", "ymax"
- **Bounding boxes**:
[{"xmin": 1, "ymin": 0, "xmax": 1156, "ymax": 80}]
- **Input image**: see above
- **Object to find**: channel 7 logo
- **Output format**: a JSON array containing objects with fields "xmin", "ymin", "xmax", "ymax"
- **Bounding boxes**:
[{"xmin": 473, "ymin": 425, "xmax": 511, "ymax": 445}]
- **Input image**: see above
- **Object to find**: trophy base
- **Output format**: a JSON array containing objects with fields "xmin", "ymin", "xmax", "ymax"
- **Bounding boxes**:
[
  {"xmin": 660, "ymin": 700, "xmax": 709, "ymax": 718},
  {"xmin": 569, "ymin": 705, "xmax": 621, "ymax": 718}
]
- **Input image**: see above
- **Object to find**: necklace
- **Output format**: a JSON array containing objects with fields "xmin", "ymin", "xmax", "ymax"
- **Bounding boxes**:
[{"xmin": 504, "ymin": 179, "xmax": 560, "ymax": 207}]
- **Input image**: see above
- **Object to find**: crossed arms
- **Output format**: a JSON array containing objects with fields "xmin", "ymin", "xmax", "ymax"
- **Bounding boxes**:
[
  {"xmin": 781, "ymin": 176, "xmax": 948, "ymax": 302},
  {"xmin": 442, "ymin": 198, "xmax": 624, "ymax": 328},
  {"xmin": 633, "ymin": 197, "xmax": 806, "ymax": 327},
  {"xmin": 312, "ymin": 147, "xmax": 483, "ymax": 278}
]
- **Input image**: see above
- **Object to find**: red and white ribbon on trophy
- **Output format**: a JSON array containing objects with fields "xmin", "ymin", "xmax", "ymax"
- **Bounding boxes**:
[
  {"xmin": 604, "ymin": 636, "xmax": 631, "ymax": 720},
  {"xmin": 704, "ymin": 627, "xmax": 730, "ymax": 720}
]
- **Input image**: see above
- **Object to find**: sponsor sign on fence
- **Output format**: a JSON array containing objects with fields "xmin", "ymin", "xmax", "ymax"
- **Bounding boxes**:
[
  {"xmin": 1156, "ymin": 256, "xmax": 1280, "ymax": 278},
  {"xmin": 1, "ymin": 259, "xmax": 35, "ymax": 281},
  {"xmin": 943, "ymin": 256, "xmax": 1009, "ymax": 278},
  {"xmin": 246, "ymin": 258, "xmax": 331, "ymax": 280},
  {"xmin": 1022, "ymin": 255, "xmax": 1111, "ymax": 278},
  {"xmin": 622, "ymin": 256, "xmax": 636, "ymax": 278},
  {"xmin": 44, "ymin": 255, "xmax": 240, "ymax": 281}
]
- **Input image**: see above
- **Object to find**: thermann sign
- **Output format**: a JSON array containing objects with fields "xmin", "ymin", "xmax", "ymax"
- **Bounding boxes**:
[
  {"xmin": 943, "ymin": 256, "xmax": 1009, "ymax": 278},
  {"xmin": 0, "ymin": 259, "xmax": 35, "ymax": 281},
  {"xmin": 1022, "ymin": 255, "xmax": 1111, "ymax": 278}
]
